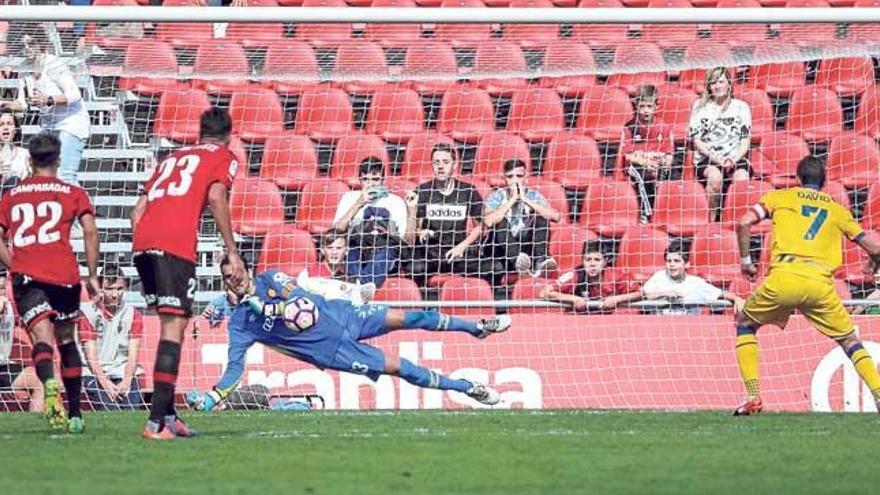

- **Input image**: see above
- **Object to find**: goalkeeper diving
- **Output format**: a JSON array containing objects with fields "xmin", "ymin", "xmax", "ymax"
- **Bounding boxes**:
[{"xmin": 187, "ymin": 257, "xmax": 512, "ymax": 412}]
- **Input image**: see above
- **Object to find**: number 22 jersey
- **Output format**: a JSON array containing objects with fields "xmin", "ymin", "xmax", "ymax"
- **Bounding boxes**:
[
  {"xmin": 133, "ymin": 144, "xmax": 238, "ymax": 263},
  {"xmin": 0, "ymin": 176, "xmax": 94, "ymax": 286}
]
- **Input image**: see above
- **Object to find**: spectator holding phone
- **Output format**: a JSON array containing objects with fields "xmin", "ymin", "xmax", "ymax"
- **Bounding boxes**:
[{"xmin": 332, "ymin": 157, "xmax": 409, "ymax": 287}]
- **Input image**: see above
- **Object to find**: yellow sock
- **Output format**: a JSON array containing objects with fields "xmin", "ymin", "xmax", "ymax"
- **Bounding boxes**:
[
  {"xmin": 848, "ymin": 346, "xmax": 880, "ymax": 401},
  {"xmin": 736, "ymin": 332, "xmax": 760, "ymax": 398}
]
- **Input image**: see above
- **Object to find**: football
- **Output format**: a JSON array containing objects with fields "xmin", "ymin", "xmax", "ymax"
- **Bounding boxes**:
[{"xmin": 283, "ymin": 296, "xmax": 320, "ymax": 332}]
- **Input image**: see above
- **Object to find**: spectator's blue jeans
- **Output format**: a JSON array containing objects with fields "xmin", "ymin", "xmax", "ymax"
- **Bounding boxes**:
[
  {"xmin": 58, "ymin": 130, "xmax": 85, "ymax": 186},
  {"xmin": 346, "ymin": 246, "xmax": 398, "ymax": 288},
  {"xmin": 82, "ymin": 376, "xmax": 144, "ymax": 411}
]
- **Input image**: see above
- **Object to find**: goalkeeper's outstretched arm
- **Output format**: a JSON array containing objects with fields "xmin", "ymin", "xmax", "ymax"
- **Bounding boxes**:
[{"xmin": 187, "ymin": 320, "xmax": 255, "ymax": 411}]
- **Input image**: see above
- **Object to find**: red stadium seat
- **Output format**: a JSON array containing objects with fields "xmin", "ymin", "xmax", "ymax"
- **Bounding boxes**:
[
  {"xmin": 579, "ymin": 180, "xmax": 640, "ymax": 237},
  {"xmin": 655, "ymin": 85, "xmax": 697, "ymax": 142},
  {"xmin": 295, "ymin": 179, "xmax": 350, "ymax": 234},
  {"xmin": 721, "ymin": 179, "xmax": 773, "ymax": 234},
  {"xmin": 826, "ymin": 133, "xmax": 880, "ymax": 189},
  {"xmin": 156, "ymin": 22, "xmax": 213, "ymax": 49},
  {"xmin": 295, "ymin": 0, "xmax": 353, "ymax": 47},
  {"xmin": 152, "ymin": 89, "xmax": 211, "ymax": 144},
  {"xmin": 259, "ymin": 134, "xmax": 320, "ymax": 191},
  {"xmin": 778, "ymin": 0, "xmax": 837, "ymax": 46},
  {"xmin": 192, "ymin": 42, "xmax": 250, "ymax": 96},
  {"xmin": 473, "ymin": 132, "xmax": 531, "ymax": 187},
  {"xmin": 690, "ymin": 225, "xmax": 741, "ymax": 286},
  {"xmin": 402, "ymin": 42, "xmax": 460, "ymax": 96},
  {"xmin": 786, "ymin": 87, "xmax": 844, "ymax": 142},
  {"xmin": 333, "ymin": 42, "xmax": 389, "ymax": 95},
  {"xmin": 652, "ymin": 180, "xmax": 711, "ymax": 237},
  {"xmin": 529, "ymin": 177, "xmax": 571, "ymax": 224},
  {"xmin": 748, "ymin": 45, "xmax": 807, "ymax": 98},
  {"xmin": 759, "ymin": 132, "xmax": 810, "ymax": 188},
  {"xmin": 294, "ymin": 86, "xmax": 355, "ymax": 142},
  {"xmin": 438, "ymin": 276, "xmax": 496, "ymax": 317},
  {"xmin": 364, "ymin": 0, "xmax": 423, "ymax": 47},
  {"xmin": 227, "ymin": 136, "xmax": 249, "ymax": 175},
  {"xmin": 539, "ymin": 40, "xmax": 597, "ymax": 97},
  {"xmin": 822, "ymin": 180, "xmax": 852, "ymax": 211},
  {"xmin": 472, "ymin": 42, "xmax": 529, "ymax": 96},
  {"xmin": 543, "ymin": 132, "xmax": 603, "ymax": 190},
  {"xmin": 117, "ymin": 41, "xmax": 184, "ymax": 96},
  {"xmin": 225, "ymin": 22, "xmax": 285, "ymax": 49},
  {"xmin": 549, "ymin": 224, "xmax": 598, "ymax": 273},
  {"xmin": 734, "ymin": 87, "xmax": 775, "ymax": 143},
  {"xmin": 606, "ymin": 42, "xmax": 667, "ymax": 95},
  {"xmin": 855, "ymin": 85, "xmax": 880, "ymax": 139},
  {"xmin": 839, "ymin": 237, "xmax": 874, "ymax": 285},
  {"xmin": 862, "ymin": 185, "xmax": 880, "ymax": 231},
  {"xmin": 437, "ymin": 86, "xmax": 496, "ymax": 144},
  {"xmin": 506, "ymin": 88, "xmax": 565, "ymax": 143},
  {"xmin": 571, "ymin": 0, "xmax": 629, "ymax": 47},
  {"xmin": 365, "ymin": 86, "xmax": 426, "ymax": 143},
  {"xmin": 330, "ymin": 134, "xmax": 390, "ymax": 188},
  {"xmin": 577, "ymin": 85, "xmax": 634, "ymax": 141},
  {"xmin": 401, "ymin": 133, "xmax": 456, "ymax": 181},
  {"xmin": 257, "ymin": 225, "xmax": 318, "ymax": 275},
  {"xmin": 816, "ymin": 57, "xmax": 875, "ymax": 97},
  {"xmin": 230, "ymin": 179, "xmax": 286, "ymax": 236},
  {"xmin": 850, "ymin": 0, "xmax": 880, "ymax": 41},
  {"xmin": 640, "ymin": 0, "xmax": 700, "ymax": 49},
  {"xmin": 230, "ymin": 87, "xmax": 285, "ymax": 143},
  {"xmin": 384, "ymin": 177, "xmax": 419, "ymax": 198},
  {"xmin": 677, "ymin": 44, "xmax": 737, "ymax": 93},
  {"xmin": 510, "ymin": 277, "xmax": 564, "ymax": 314},
  {"xmin": 711, "ymin": 0, "xmax": 767, "ymax": 46},
  {"xmin": 435, "ymin": 0, "xmax": 492, "ymax": 48},
  {"xmin": 264, "ymin": 42, "xmax": 320, "ymax": 95},
  {"xmin": 502, "ymin": 0, "xmax": 560, "ymax": 49},
  {"xmin": 374, "ymin": 277, "xmax": 424, "ymax": 303},
  {"xmin": 615, "ymin": 226, "xmax": 671, "ymax": 283}
]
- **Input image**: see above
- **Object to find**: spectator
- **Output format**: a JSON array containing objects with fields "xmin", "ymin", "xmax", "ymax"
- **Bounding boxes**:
[
  {"xmin": 852, "ymin": 267, "xmax": 880, "ymax": 315},
  {"xmin": 688, "ymin": 66, "xmax": 751, "ymax": 220},
  {"xmin": 79, "ymin": 267, "xmax": 145, "ymax": 410},
  {"xmin": 637, "ymin": 239, "xmax": 744, "ymax": 316},
  {"xmin": 621, "ymin": 84, "xmax": 675, "ymax": 224},
  {"xmin": 540, "ymin": 240, "xmax": 641, "ymax": 314},
  {"xmin": 0, "ymin": 110, "xmax": 30, "ymax": 193},
  {"xmin": 0, "ymin": 272, "xmax": 42, "ymax": 412},
  {"xmin": 332, "ymin": 157, "xmax": 409, "ymax": 288},
  {"xmin": 406, "ymin": 143, "xmax": 502, "ymax": 287},
  {"xmin": 2, "ymin": 24, "xmax": 90, "ymax": 187},
  {"xmin": 484, "ymin": 159, "xmax": 560, "ymax": 278},
  {"xmin": 310, "ymin": 231, "xmax": 348, "ymax": 280}
]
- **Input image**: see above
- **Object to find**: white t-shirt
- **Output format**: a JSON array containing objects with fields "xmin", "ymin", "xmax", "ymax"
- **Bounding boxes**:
[
  {"xmin": 333, "ymin": 190, "xmax": 408, "ymax": 239},
  {"xmin": 688, "ymin": 98, "xmax": 751, "ymax": 162},
  {"xmin": 16, "ymin": 54, "xmax": 90, "ymax": 140},
  {"xmin": 642, "ymin": 270, "xmax": 723, "ymax": 316},
  {"xmin": 0, "ymin": 144, "xmax": 29, "ymax": 181},
  {"xmin": 0, "ymin": 302, "xmax": 17, "ymax": 365}
]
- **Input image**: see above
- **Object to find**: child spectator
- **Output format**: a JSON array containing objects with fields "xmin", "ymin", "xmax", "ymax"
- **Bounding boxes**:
[
  {"xmin": 310, "ymin": 232, "xmax": 348, "ymax": 280},
  {"xmin": 0, "ymin": 272, "xmax": 42, "ymax": 411},
  {"xmin": 621, "ymin": 84, "xmax": 675, "ymax": 224},
  {"xmin": 484, "ymin": 159, "xmax": 560, "ymax": 278},
  {"xmin": 540, "ymin": 240, "xmax": 641, "ymax": 313}
]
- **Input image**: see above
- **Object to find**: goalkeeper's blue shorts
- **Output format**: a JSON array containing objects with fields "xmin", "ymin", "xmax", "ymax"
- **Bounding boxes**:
[{"xmin": 330, "ymin": 332, "xmax": 386, "ymax": 381}]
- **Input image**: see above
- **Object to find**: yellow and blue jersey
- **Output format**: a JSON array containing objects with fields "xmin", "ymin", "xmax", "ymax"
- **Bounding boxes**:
[{"xmin": 755, "ymin": 187, "xmax": 864, "ymax": 280}]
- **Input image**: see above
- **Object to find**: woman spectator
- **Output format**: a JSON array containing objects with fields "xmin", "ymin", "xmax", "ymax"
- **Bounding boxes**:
[
  {"xmin": 688, "ymin": 67, "xmax": 751, "ymax": 220},
  {"xmin": 0, "ymin": 110, "xmax": 30, "ymax": 193}
]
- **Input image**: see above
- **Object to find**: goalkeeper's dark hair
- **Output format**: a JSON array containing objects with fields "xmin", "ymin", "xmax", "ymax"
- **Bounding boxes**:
[
  {"xmin": 664, "ymin": 239, "xmax": 690, "ymax": 263},
  {"xmin": 431, "ymin": 143, "xmax": 457, "ymax": 162},
  {"xmin": 503, "ymin": 159, "xmax": 528, "ymax": 174},
  {"xmin": 28, "ymin": 132, "xmax": 60, "ymax": 169},
  {"xmin": 358, "ymin": 156, "xmax": 386, "ymax": 178},
  {"xmin": 796, "ymin": 155, "xmax": 826, "ymax": 189},
  {"xmin": 199, "ymin": 107, "xmax": 233, "ymax": 142},
  {"xmin": 220, "ymin": 254, "xmax": 251, "ymax": 272}
]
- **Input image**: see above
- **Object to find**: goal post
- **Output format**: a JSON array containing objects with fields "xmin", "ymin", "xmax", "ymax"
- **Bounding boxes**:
[{"xmin": 0, "ymin": 6, "xmax": 879, "ymax": 413}]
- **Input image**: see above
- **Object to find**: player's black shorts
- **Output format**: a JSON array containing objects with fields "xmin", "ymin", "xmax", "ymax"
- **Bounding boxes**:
[
  {"xmin": 134, "ymin": 250, "xmax": 196, "ymax": 317},
  {"xmin": 0, "ymin": 363, "xmax": 23, "ymax": 389},
  {"xmin": 11, "ymin": 274, "xmax": 81, "ymax": 331}
]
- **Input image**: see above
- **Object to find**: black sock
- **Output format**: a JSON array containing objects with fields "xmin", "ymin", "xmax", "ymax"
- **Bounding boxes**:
[
  {"xmin": 31, "ymin": 342, "xmax": 55, "ymax": 384},
  {"xmin": 58, "ymin": 342, "xmax": 83, "ymax": 418},
  {"xmin": 149, "ymin": 340, "xmax": 181, "ymax": 424}
]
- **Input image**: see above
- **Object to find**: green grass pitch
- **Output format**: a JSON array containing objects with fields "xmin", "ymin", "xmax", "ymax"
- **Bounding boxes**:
[{"xmin": 1, "ymin": 410, "xmax": 879, "ymax": 494}]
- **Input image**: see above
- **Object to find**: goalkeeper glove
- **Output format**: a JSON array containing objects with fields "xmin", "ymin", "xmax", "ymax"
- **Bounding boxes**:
[
  {"xmin": 245, "ymin": 295, "xmax": 286, "ymax": 318},
  {"xmin": 186, "ymin": 390, "xmax": 222, "ymax": 412}
]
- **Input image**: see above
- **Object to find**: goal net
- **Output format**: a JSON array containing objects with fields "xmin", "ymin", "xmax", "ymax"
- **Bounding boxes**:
[{"xmin": 1, "ymin": 6, "xmax": 880, "ymax": 413}]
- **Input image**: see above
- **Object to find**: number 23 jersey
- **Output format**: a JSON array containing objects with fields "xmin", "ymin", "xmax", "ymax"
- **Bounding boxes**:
[
  {"xmin": 133, "ymin": 144, "xmax": 237, "ymax": 263},
  {"xmin": 0, "ymin": 176, "xmax": 94, "ymax": 286}
]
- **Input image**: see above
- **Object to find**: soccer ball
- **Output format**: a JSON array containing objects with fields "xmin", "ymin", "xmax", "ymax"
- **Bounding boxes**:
[{"xmin": 283, "ymin": 296, "xmax": 320, "ymax": 332}]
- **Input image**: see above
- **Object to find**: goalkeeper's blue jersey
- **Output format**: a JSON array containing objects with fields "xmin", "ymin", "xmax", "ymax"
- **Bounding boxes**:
[{"xmin": 214, "ymin": 270, "xmax": 360, "ymax": 393}]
